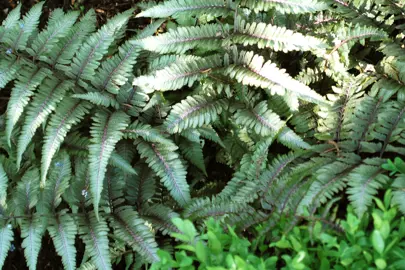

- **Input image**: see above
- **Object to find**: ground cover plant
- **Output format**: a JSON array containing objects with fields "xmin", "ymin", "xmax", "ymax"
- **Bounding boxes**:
[
  {"xmin": 151, "ymin": 191, "xmax": 405, "ymax": 269},
  {"xmin": 1, "ymin": 0, "xmax": 405, "ymax": 269}
]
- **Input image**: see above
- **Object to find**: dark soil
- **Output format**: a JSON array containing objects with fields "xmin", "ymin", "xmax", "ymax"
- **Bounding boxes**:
[{"xmin": 0, "ymin": 1, "xmax": 147, "ymax": 269}]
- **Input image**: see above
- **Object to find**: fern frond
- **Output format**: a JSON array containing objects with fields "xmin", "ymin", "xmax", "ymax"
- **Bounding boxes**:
[
  {"xmin": 41, "ymin": 99, "xmax": 92, "ymax": 184},
  {"xmin": 0, "ymin": 3, "xmax": 21, "ymax": 43},
  {"xmin": 109, "ymin": 152, "xmax": 137, "ymax": 175},
  {"xmin": 20, "ymin": 215, "xmax": 46, "ymax": 270},
  {"xmin": 0, "ymin": 56, "xmax": 21, "ymax": 88},
  {"xmin": 116, "ymin": 83, "xmax": 149, "ymax": 117},
  {"xmin": 48, "ymin": 212, "xmax": 77, "ymax": 270},
  {"xmin": 184, "ymin": 197, "xmax": 252, "ymax": 220},
  {"xmin": 179, "ymin": 140, "xmax": 207, "ymax": 175},
  {"xmin": 78, "ymin": 213, "xmax": 112, "ymax": 270},
  {"xmin": 135, "ymin": 18, "xmax": 165, "ymax": 39},
  {"xmin": 16, "ymin": 78, "xmax": 73, "ymax": 169},
  {"xmin": 277, "ymin": 126, "xmax": 311, "ymax": 150},
  {"xmin": 11, "ymin": 168, "xmax": 40, "ymax": 216},
  {"xmin": 110, "ymin": 206, "xmax": 159, "ymax": 262},
  {"xmin": 259, "ymin": 152, "xmax": 303, "ymax": 195},
  {"xmin": 6, "ymin": 65, "xmax": 51, "ymax": 146},
  {"xmin": 102, "ymin": 167, "xmax": 125, "ymax": 213},
  {"xmin": 165, "ymin": 95, "xmax": 228, "ymax": 133},
  {"xmin": 91, "ymin": 40, "xmax": 140, "ymax": 94},
  {"xmin": 3, "ymin": 2, "xmax": 44, "ymax": 51},
  {"xmin": 49, "ymin": 10, "xmax": 96, "ymax": 67},
  {"xmin": 72, "ymin": 92, "xmax": 120, "ymax": 109},
  {"xmin": 126, "ymin": 163, "xmax": 156, "ymax": 207},
  {"xmin": 331, "ymin": 24, "xmax": 388, "ymax": 54},
  {"xmin": 234, "ymin": 101, "xmax": 284, "ymax": 136},
  {"xmin": 137, "ymin": 141, "xmax": 191, "ymax": 206},
  {"xmin": 226, "ymin": 51, "xmax": 329, "ymax": 106},
  {"xmin": 0, "ymin": 161, "xmax": 7, "ymax": 208},
  {"xmin": 39, "ymin": 152, "xmax": 71, "ymax": 211},
  {"xmin": 66, "ymin": 10, "xmax": 132, "ymax": 87},
  {"xmin": 197, "ymin": 126, "xmax": 225, "ymax": 147},
  {"xmin": 392, "ymin": 175, "xmax": 405, "ymax": 215},
  {"xmin": 240, "ymin": 0, "xmax": 329, "ymax": 13},
  {"xmin": 27, "ymin": 10, "xmax": 79, "ymax": 60},
  {"xmin": 123, "ymin": 120, "xmax": 174, "ymax": 146},
  {"xmin": 142, "ymin": 204, "xmax": 180, "ymax": 235},
  {"xmin": 233, "ymin": 17, "xmax": 326, "ymax": 52},
  {"xmin": 346, "ymin": 163, "xmax": 387, "ymax": 218},
  {"xmin": 133, "ymin": 24, "xmax": 227, "ymax": 54},
  {"xmin": 0, "ymin": 222, "xmax": 13, "ymax": 268},
  {"xmin": 376, "ymin": 102, "xmax": 405, "ymax": 156},
  {"xmin": 89, "ymin": 111, "xmax": 130, "ymax": 219},
  {"xmin": 134, "ymin": 55, "xmax": 223, "ymax": 91},
  {"xmin": 298, "ymin": 154, "xmax": 361, "ymax": 214},
  {"xmin": 136, "ymin": 0, "xmax": 233, "ymax": 18}
]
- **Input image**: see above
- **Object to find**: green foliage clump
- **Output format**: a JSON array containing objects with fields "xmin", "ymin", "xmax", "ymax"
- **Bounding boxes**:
[{"xmin": 153, "ymin": 191, "xmax": 405, "ymax": 270}]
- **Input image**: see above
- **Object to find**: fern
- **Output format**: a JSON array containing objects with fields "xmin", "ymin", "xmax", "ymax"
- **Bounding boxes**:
[
  {"xmin": 65, "ymin": 10, "xmax": 133, "ymax": 87},
  {"xmin": 226, "ymin": 50, "xmax": 329, "ymax": 106},
  {"xmin": 89, "ymin": 111, "xmax": 130, "ymax": 219},
  {"xmin": 48, "ymin": 212, "xmax": 77, "ymax": 270},
  {"xmin": 233, "ymin": 17, "xmax": 326, "ymax": 52},
  {"xmin": 41, "ymin": 99, "xmax": 92, "ymax": 184},
  {"xmin": 0, "ymin": 222, "xmax": 13, "ymax": 268},
  {"xmin": 134, "ymin": 55, "xmax": 223, "ymax": 91},
  {"xmin": 5, "ymin": 65, "xmax": 51, "ymax": 146},
  {"xmin": 133, "ymin": 24, "xmax": 228, "ymax": 54},
  {"xmin": 110, "ymin": 206, "xmax": 159, "ymax": 262},
  {"xmin": 20, "ymin": 215, "xmax": 46, "ymax": 270},
  {"xmin": 26, "ymin": 9, "xmax": 79, "ymax": 60},
  {"xmin": 16, "ymin": 79, "xmax": 72, "ymax": 169},
  {"xmin": 136, "ymin": 0, "xmax": 233, "ymax": 18},
  {"xmin": 78, "ymin": 213, "xmax": 112, "ymax": 270},
  {"xmin": 137, "ymin": 141, "xmax": 191, "ymax": 206},
  {"xmin": 165, "ymin": 95, "xmax": 228, "ymax": 133},
  {"xmin": 346, "ymin": 163, "xmax": 388, "ymax": 218},
  {"xmin": 3, "ymin": 2, "xmax": 44, "ymax": 51},
  {"xmin": 241, "ymin": 0, "xmax": 329, "ymax": 13}
]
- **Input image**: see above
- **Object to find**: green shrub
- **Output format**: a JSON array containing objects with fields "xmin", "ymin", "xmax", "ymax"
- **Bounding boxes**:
[{"xmin": 153, "ymin": 191, "xmax": 405, "ymax": 270}]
